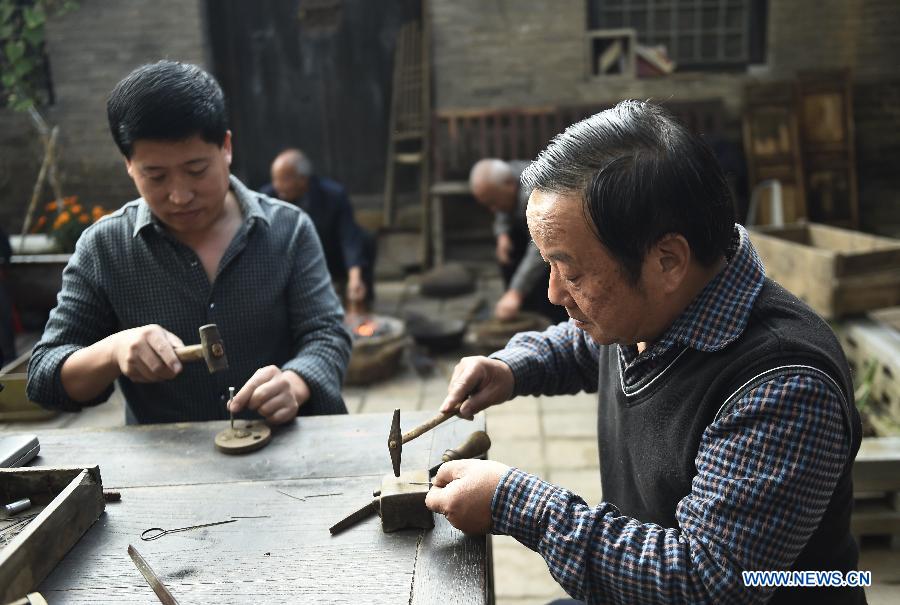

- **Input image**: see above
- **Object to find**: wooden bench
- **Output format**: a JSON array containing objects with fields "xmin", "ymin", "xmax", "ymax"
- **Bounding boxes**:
[{"xmin": 428, "ymin": 100, "xmax": 730, "ymax": 264}]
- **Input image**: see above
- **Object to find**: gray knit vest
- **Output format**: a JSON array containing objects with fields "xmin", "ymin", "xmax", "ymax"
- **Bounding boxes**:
[{"xmin": 596, "ymin": 279, "xmax": 864, "ymax": 604}]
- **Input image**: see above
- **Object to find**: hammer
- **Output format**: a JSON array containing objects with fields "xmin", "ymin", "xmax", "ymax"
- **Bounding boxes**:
[
  {"xmin": 331, "ymin": 431, "xmax": 492, "ymax": 535},
  {"xmin": 388, "ymin": 407, "xmax": 462, "ymax": 477},
  {"xmin": 173, "ymin": 324, "xmax": 228, "ymax": 373}
]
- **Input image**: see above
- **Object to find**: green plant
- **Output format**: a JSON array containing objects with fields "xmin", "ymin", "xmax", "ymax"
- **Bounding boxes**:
[{"xmin": 0, "ymin": 0, "xmax": 76, "ymax": 111}]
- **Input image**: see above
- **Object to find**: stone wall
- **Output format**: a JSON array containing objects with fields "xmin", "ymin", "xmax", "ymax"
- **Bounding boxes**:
[
  {"xmin": 0, "ymin": 0, "xmax": 207, "ymax": 234},
  {"xmin": 429, "ymin": 0, "xmax": 900, "ymax": 233}
]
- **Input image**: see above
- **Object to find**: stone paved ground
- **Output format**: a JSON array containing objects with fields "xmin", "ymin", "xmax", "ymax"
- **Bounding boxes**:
[{"xmin": 5, "ymin": 271, "xmax": 899, "ymax": 603}]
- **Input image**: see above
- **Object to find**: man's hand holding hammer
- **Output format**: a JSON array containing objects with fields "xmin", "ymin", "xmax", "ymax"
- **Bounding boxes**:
[
  {"xmin": 425, "ymin": 355, "xmax": 515, "ymax": 534},
  {"xmin": 60, "ymin": 323, "xmax": 307, "ymax": 425}
]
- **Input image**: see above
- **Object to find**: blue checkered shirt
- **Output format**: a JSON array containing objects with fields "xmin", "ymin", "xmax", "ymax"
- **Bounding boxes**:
[
  {"xmin": 489, "ymin": 225, "xmax": 851, "ymax": 603},
  {"xmin": 27, "ymin": 176, "xmax": 351, "ymax": 423}
]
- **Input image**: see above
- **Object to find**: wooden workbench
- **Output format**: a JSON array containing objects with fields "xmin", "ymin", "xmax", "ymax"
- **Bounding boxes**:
[{"xmin": 28, "ymin": 412, "xmax": 489, "ymax": 604}]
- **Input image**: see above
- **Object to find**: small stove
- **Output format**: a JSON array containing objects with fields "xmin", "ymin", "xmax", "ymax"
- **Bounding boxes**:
[{"xmin": 345, "ymin": 314, "xmax": 407, "ymax": 385}]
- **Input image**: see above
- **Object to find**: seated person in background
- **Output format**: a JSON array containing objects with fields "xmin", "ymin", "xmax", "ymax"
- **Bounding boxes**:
[
  {"xmin": 27, "ymin": 61, "xmax": 351, "ymax": 425},
  {"xmin": 262, "ymin": 149, "xmax": 376, "ymax": 310},
  {"xmin": 469, "ymin": 159, "xmax": 567, "ymax": 324}
]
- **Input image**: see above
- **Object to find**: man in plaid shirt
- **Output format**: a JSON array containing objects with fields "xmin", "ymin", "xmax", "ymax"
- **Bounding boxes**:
[{"xmin": 426, "ymin": 101, "xmax": 864, "ymax": 604}]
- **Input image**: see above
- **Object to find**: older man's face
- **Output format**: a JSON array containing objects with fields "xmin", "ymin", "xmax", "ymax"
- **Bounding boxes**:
[
  {"xmin": 471, "ymin": 179, "xmax": 517, "ymax": 214},
  {"xmin": 271, "ymin": 163, "xmax": 309, "ymax": 203},
  {"xmin": 526, "ymin": 190, "xmax": 657, "ymax": 345}
]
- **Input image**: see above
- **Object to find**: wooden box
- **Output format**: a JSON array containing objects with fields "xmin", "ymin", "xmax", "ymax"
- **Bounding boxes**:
[
  {"xmin": 0, "ymin": 352, "xmax": 58, "ymax": 422},
  {"xmin": 0, "ymin": 467, "xmax": 105, "ymax": 602},
  {"xmin": 749, "ymin": 223, "xmax": 900, "ymax": 319}
]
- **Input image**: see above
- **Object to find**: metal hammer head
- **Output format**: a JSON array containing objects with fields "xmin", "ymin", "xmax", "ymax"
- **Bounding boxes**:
[
  {"xmin": 389, "ymin": 408, "xmax": 402, "ymax": 477},
  {"xmin": 198, "ymin": 324, "xmax": 229, "ymax": 373}
]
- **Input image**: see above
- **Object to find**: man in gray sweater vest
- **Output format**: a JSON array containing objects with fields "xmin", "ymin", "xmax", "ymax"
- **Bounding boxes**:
[{"xmin": 426, "ymin": 101, "xmax": 864, "ymax": 604}]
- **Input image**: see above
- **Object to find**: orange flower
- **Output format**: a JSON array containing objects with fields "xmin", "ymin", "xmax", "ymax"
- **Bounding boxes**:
[
  {"xmin": 33, "ymin": 215, "xmax": 47, "ymax": 232},
  {"xmin": 79, "ymin": 213, "xmax": 90, "ymax": 224},
  {"xmin": 92, "ymin": 205, "xmax": 106, "ymax": 219},
  {"xmin": 45, "ymin": 201, "xmax": 57, "ymax": 211},
  {"xmin": 71, "ymin": 204, "xmax": 83, "ymax": 214},
  {"xmin": 63, "ymin": 196, "xmax": 77, "ymax": 207},
  {"xmin": 53, "ymin": 211, "xmax": 71, "ymax": 230}
]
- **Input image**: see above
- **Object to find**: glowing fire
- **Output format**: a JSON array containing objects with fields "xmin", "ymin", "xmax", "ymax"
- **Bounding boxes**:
[{"xmin": 354, "ymin": 320, "xmax": 377, "ymax": 337}]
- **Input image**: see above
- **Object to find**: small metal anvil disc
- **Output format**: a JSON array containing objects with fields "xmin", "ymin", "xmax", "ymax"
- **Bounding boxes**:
[{"xmin": 215, "ymin": 421, "xmax": 272, "ymax": 455}]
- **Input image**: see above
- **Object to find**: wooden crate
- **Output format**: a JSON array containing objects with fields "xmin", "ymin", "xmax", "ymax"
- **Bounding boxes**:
[
  {"xmin": 0, "ymin": 352, "xmax": 57, "ymax": 422},
  {"xmin": 749, "ymin": 222, "xmax": 900, "ymax": 319},
  {"xmin": 0, "ymin": 467, "xmax": 105, "ymax": 602}
]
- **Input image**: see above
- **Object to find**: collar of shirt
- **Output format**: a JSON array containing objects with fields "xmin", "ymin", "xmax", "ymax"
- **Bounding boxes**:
[
  {"xmin": 618, "ymin": 224, "xmax": 766, "ymax": 373},
  {"xmin": 132, "ymin": 175, "xmax": 270, "ymax": 238}
]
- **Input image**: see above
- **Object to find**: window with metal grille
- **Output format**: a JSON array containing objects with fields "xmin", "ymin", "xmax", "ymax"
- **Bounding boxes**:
[{"xmin": 587, "ymin": 0, "xmax": 767, "ymax": 70}]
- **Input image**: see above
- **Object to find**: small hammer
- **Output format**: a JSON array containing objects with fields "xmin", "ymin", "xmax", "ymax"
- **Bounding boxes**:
[
  {"xmin": 388, "ymin": 407, "xmax": 463, "ymax": 477},
  {"xmin": 173, "ymin": 324, "xmax": 228, "ymax": 373}
]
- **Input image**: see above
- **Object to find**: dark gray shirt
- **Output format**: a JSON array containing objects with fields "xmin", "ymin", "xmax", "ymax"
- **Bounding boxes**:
[{"xmin": 27, "ymin": 176, "xmax": 351, "ymax": 424}]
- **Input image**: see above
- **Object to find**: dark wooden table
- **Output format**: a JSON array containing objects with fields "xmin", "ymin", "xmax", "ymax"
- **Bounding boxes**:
[{"xmin": 31, "ymin": 412, "xmax": 489, "ymax": 604}]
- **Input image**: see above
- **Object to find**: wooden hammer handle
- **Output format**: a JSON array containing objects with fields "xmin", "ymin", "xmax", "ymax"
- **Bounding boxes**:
[
  {"xmin": 173, "ymin": 344, "xmax": 204, "ymax": 362},
  {"xmin": 401, "ymin": 410, "xmax": 456, "ymax": 444}
]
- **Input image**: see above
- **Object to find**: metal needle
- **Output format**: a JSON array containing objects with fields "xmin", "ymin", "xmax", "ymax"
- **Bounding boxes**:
[{"xmin": 228, "ymin": 386, "xmax": 235, "ymax": 430}]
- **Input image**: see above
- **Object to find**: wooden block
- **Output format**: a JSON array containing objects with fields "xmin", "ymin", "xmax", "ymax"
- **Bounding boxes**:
[
  {"xmin": 214, "ymin": 421, "xmax": 272, "ymax": 455},
  {"xmin": 0, "ymin": 352, "xmax": 58, "ymax": 422},
  {"xmin": 380, "ymin": 470, "xmax": 433, "ymax": 533},
  {"xmin": 0, "ymin": 467, "xmax": 105, "ymax": 602}
]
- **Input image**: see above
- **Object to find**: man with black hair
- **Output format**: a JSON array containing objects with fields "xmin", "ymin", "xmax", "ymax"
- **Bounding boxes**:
[
  {"xmin": 27, "ymin": 61, "xmax": 351, "ymax": 424},
  {"xmin": 261, "ymin": 149, "xmax": 376, "ymax": 308},
  {"xmin": 426, "ymin": 101, "xmax": 864, "ymax": 603}
]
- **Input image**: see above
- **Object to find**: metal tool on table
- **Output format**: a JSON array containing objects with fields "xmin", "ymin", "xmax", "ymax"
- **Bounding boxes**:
[
  {"xmin": 331, "ymin": 430, "xmax": 491, "ymax": 536},
  {"xmin": 128, "ymin": 544, "xmax": 181, "ymax": 605},
  {"xmin": 388, "ymin": 405, "xmax": 464, "ymax": 477},
  {"xmin": 173, "ymin": 324, "xmax": 228, "ymax": 373},
  {"xmin": 214, "ymin": 386, "xmax": 272, "ymax": 455},
  {"xmin": 140, "ymin": 518, "xmax": 237, "ymax": 541}
]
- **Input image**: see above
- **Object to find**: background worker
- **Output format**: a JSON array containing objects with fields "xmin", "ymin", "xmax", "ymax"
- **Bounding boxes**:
[
  {"xmin": 263, "ymin": 149, "xmax": 376, "ymax": 310},
  {"xmin": 469, "ymin": 158, "xmax": 567, "ymax": 324}
]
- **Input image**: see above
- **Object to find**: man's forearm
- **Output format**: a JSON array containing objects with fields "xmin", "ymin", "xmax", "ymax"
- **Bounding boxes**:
[{"xmin": 59, "ymin": 336, "xmax": 121, "ymax": 402}]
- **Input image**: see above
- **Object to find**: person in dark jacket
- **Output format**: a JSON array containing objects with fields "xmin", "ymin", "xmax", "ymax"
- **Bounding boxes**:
[{"xmin": 262, "ymin": 149, "xmax": 375, "ymax": 308}]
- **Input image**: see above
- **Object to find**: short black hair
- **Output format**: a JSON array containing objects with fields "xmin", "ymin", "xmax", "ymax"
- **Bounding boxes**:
[
  {"xmin": 521, "ymin": 100, "xmax": 735, "ymax": 283},
  {"xmin": 107, "ymin": 60, "xmax": 228, "ymax": 158}
]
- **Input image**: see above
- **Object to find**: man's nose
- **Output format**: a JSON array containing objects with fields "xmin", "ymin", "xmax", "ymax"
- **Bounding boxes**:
[
  {"xmin": 547, "ymin": 267, "xmax": 573, "ymax": 308},
  {"xmin": 168, "ymin": 184, "xmax": 194, "ymax": 205}
]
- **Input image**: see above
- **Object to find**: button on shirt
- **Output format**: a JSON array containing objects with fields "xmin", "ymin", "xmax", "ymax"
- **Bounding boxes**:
[
  {"xmin": 489, "ymin": 225, "xmax": 850, "ymax": 603},
  {"xmin": 27, "ymin": 176, "xmax": 351, "ymax": 424}
]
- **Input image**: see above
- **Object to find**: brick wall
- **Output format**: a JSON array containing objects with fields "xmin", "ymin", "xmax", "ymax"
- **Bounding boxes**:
[
  {"xmin": 0, "ymin": 0, "xmax": 207, "ymax": 235},
  {"xmin": 429, "ymin": 0, "xmax": 900, "ymax": 231}
]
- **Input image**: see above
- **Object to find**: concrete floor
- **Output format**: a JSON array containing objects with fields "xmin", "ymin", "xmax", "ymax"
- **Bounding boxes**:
[{"xmin": 5, "ymin": 271, "xmax": 899, "ymax": 604}]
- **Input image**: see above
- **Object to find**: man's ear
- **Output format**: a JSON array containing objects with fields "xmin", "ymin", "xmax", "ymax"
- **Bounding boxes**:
[
  {"xmin": 124, "ymin": 157, "xmax": 135, "ymax": 179},
  {"xmin": 650, "ymin": 233, "xmax": 691, "ymax": 293}
]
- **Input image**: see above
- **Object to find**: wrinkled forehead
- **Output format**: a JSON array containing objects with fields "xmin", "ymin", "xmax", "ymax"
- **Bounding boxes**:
[{"xmin": 526, "ymin": 189, "xmax": 584, "ymax": 242}]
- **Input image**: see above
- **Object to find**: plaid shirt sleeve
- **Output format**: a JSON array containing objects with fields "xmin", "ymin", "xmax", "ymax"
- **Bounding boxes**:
[
  {"xmin": 491, "ymin": 373, "xmax": 850, "ymax": 604},
  {"xmin": 490, "ymin": 320, "xmax": 601, "ymax": 396}
]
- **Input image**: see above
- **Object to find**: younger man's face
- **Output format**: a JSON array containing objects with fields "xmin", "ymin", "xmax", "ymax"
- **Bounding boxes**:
[{"xmin": 125, "ymin": 132, "xmax": 233, "ymax": 237}]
